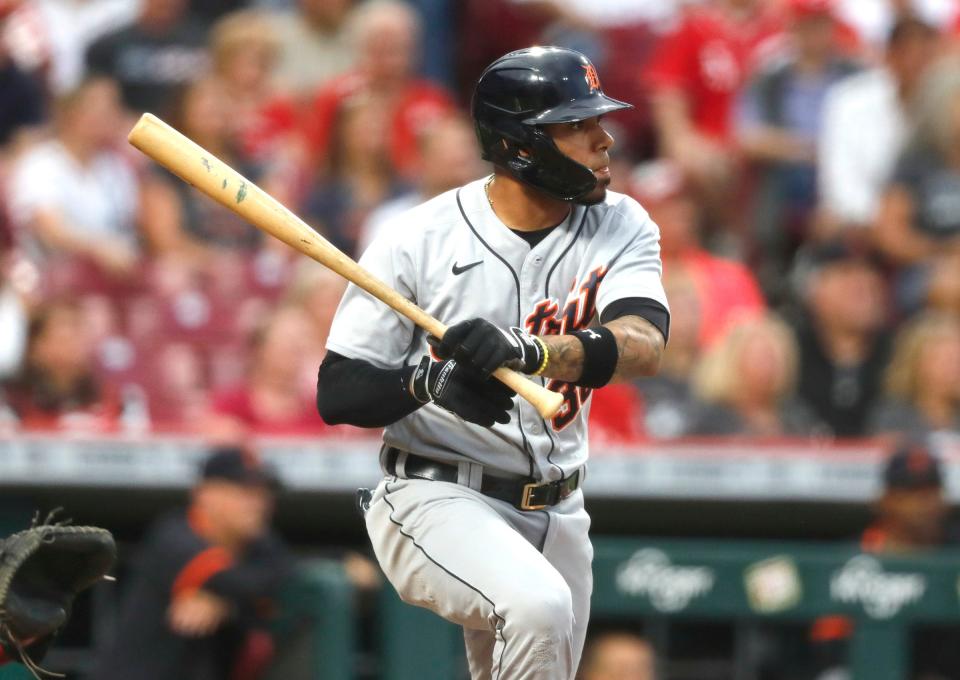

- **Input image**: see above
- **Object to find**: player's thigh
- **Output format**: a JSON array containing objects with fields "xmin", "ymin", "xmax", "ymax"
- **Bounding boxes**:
[{"xmin": 365, "ymin": 477, "xmax": 570, "ymax": 631}]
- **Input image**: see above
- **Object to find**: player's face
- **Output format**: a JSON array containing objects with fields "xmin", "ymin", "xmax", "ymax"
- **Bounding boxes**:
[{"xmin": 544, "ymin": 116, "xmax": 615, "ymax": 205}]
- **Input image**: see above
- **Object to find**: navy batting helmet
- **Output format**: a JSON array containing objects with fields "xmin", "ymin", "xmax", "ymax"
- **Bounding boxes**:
[{"xmin": 471, "ymin": 46, "xmax": 632, "ymax": 201}]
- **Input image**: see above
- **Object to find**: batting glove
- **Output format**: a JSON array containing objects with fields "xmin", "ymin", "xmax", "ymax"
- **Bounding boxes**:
[
  {"xmin": 432, "ymin": 318, "xmax": 546, "ymax": 377},
  {"xmin": 409, "ymin": 356, "xmax": 515, "ymax": 427}
]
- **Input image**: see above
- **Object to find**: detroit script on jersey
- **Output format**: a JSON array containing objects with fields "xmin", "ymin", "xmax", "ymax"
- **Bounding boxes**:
[{"xmin": 326, "ymin": 177, "xmax": 668, "ymax": 481}]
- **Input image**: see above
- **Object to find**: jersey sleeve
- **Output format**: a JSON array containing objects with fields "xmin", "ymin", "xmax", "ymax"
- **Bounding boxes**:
[
  {"xmin": 597, "ymin": 197, "xmax": 669, "ymax": 320},
  {"xmin": 324, "ymin": 223, "xmax": 419, "ymax": 368}
]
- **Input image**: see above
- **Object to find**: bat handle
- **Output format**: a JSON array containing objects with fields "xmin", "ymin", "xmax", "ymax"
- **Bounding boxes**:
[
  {"xmin": 493, "ymin": 367, "xmax": 565, "ymax": 420},
  {"xmin": 428, "ymin": 321, "xmax": 564, "ymax": 420}
]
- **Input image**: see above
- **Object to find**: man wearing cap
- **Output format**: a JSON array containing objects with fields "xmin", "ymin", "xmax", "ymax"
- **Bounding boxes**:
[
  {"xmin": 792, "ymin": 240, "xmax": 891, "ymax": 438},
  {"xmin": 862, "ymin": 443, "xmax": 952, "ymax": 552},
  {"xmin": 95, "ymin": 446, "xmax": 292, "ymax": 680}
]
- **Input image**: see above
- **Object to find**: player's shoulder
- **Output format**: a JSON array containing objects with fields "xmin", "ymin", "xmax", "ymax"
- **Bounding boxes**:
[
  {"xmin": 363, "ymin": 181, "xmax": 479, "ymax": 250},
  {"xmin": 587, "ymin": 190, "xmax": 656, "ymax": 234}
]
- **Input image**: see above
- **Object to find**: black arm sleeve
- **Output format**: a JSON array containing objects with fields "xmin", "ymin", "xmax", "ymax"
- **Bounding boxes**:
[
  {"xmin": 600, "ymin": 297, "xmax": 670, "ymax": 343},
  {"xmin": 316, "ymin": 351, "xmax": 424, "ymax": 427}
]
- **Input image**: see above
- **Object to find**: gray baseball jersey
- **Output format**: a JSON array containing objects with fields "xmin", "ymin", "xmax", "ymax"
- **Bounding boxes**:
[{"xmin": 326, "ymin": 176, "xmax": 668, "ymax": 479}]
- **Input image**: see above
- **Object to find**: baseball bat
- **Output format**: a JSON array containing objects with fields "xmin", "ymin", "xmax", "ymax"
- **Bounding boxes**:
[{"xmin": 128, "ymin": 113, "xmax": 565, "ymax": 420}]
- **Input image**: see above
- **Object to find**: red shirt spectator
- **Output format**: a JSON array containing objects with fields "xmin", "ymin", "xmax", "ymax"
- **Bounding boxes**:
[
  {"xmin": 300, "ymin": 0, "xmax": 456, "ymax": 180},
  {"xmin": 588, "ymin": 383, "xmax": 645, "ymax": 444},
  {"xmin": 646, "ymin": 2, "xmax": 786, "ymax": 143},
  {"xmin": 211, "ymin": 385, "xmax": 328, "ymax": 436},
  {"xmin": 305, "ymin": 71, "xmax": 454, "ymax": 179}
]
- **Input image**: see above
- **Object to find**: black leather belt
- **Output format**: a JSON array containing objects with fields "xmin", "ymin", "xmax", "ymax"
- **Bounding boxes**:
[{"xmin": 384, "ymin": 447, "xmax": 581, "ymax": 511}]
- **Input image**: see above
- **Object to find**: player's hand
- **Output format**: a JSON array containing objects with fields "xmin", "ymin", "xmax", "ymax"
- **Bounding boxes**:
[
  {"xmin": 410, "ymin": 356, "xmax": 516, "ymax": 427},
  {"xmin": 432, "ymin": 318, "xmax": 546, "ymax": 377},
  {"xmin": 168, "ymin": 590, "xmax": 230, "ymax": 638}
]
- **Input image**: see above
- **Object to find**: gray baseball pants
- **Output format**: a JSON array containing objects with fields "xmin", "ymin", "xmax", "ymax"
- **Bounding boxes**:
[{"xmin": 364, "ymin": 472, "xmax": 593, "ymax": 680}]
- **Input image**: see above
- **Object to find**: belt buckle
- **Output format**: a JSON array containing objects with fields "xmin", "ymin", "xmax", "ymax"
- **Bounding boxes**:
[{"xmin": 520, "ymin": 482, "xmax": 549, "ymax": 511}]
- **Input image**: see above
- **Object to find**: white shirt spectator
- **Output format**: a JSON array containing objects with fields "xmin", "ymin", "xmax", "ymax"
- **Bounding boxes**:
[
  {"xmin": 7, "ymin": 140, "xmax": 139, "ymax": 258},
  {"xmin": 836, "ymin": 0, "xmax": 960, "ymax": 49},
  {"xmin": 270, "ymin": 9, "xmax": 355, "ymax": 94},
  {"xmin": 818, "ymin": 68, "xmax": 909, "ymax": 226},
  {"xmin": 0, "ymin": 286, "xmax": 26, "ymax": 379},
  {"xmin": 3, "ymin": 0, "xmax": 140, "ymax": 94},
  {"xmin": 357, "ymin": 192, "xmax": 423, "ymax": 254}
]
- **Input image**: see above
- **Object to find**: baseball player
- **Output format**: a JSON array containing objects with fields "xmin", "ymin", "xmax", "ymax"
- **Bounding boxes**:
[{"xmin": 317, "ymin": 46, "xmax": 669, "ymax": 679}]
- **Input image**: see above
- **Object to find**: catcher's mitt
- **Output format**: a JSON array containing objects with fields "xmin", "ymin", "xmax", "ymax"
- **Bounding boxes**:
[{"xmin": 0, "ymin": 515, "xmax": 116, "ymax": 678}]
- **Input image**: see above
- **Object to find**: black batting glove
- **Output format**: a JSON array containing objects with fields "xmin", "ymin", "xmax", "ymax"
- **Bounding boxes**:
[
  {"xmin": 432, "ymin": 318, "xmax": 546, "ymax": 377},
  {"xmin": 409, "ymin": 356, "xmax": 516, "ymax": 427}
]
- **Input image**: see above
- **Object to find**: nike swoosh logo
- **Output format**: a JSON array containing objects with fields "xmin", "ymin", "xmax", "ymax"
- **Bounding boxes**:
[{"xmin": 452, "ymin": 260, "xmax": 483, "ymax": 276}]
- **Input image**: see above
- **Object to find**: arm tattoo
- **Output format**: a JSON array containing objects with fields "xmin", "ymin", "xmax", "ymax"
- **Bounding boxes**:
[
  {"xmin": 538, "ymin": 315, "xmax": 664, "ymax": 383},
  {"xmin": 606, "ymin": 315, "xmax": 664, "ymax": 381}
]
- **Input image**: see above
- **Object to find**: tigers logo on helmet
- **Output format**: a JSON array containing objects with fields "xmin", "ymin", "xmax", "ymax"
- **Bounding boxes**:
[{"xmin": 582, "ymin": 64, "xmax": 601, "ymax": 92}]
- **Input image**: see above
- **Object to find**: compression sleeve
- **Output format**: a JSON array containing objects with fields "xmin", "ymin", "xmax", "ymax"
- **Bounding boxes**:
[{"xmin": 316, "ymin": 351, "xmax": 423, "ymax": 427}]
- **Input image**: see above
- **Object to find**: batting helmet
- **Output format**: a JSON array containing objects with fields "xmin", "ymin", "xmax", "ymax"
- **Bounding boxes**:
[{"xmin": 471, "ymin": 46, "xmax": 632, "ymax": 201}]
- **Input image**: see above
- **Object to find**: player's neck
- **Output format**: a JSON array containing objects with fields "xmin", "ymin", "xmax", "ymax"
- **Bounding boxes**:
[{"xmin": 486, "ymin": 173, "xmax": 570, "ymax": 232}]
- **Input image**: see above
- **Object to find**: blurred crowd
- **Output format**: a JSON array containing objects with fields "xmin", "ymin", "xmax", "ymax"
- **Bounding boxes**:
[{"xmin": 1, "ymin": 0, "xmax": 959, "ymax": 448}]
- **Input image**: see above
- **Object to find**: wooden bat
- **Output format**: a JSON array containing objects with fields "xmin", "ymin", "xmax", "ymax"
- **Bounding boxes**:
[{"xmin": 128, "ymin": 113, "xmax": 565, "ymax": 420}]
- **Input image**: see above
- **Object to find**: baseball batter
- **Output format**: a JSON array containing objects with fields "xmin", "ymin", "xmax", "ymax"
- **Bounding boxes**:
[{"xmin": 317, "ymin": 47, "xmax": 669, "ymax": 679}]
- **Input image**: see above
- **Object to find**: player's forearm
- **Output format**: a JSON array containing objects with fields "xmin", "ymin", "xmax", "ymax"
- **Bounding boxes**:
[
  {"xmin": 316, "ymin": 351, "xmax": 422, "ymax": 427},
  {"xmin": 539, "ymin": 316, "xmax": 663, "ymax": 383}
]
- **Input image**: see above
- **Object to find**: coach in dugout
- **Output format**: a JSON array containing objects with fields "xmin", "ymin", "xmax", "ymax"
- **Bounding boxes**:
[{"xmin": 94, "ymin": 445, "xmax": 292, "ymax": 680}]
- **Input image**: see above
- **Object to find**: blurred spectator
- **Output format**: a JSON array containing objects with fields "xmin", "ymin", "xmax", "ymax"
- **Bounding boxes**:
[
  {"xmin": 207, "ymin": 306, "xmax": 330, "ymax": 436},
  {"xmin": 283, "ymin": 261, "xmax": 347, "ymax": 347},
  {"xmin": 818, "ymin": 17, "xmax": 939, "ymax": 236},
  {"xmin": 0, "ymin": 4, "xmax": 46, "ymax": 149},
  {"xmin": 302, "ymin": 98, "xmax": 409, "ymax": 257},
  {"xmin": 874, "ymin": 55, "xmax": 960, "ymax": 314},
  {"xmin": 0, "ymin": 299, "xmax": 119, "ymax": 431},
  {"xmin": 589, "ymin": 383, "xmax": 646, "ymax": 445},
  {"xmin": 864, "ymin": 442, "xmax": 950, "ymax": 552},
  {"xmin": 358, "ymin": 113, "xmax": 485, "ymax": 250},
  {"xmin": 689, "ymin": 313, "xmax": 823, "ymax": 437},
  {"xmin": 737, "ymin": 0, "xmax": 861, "ymax": 294},
  {"xmin": 869, "ymin": 312, "xmax": 960, "ymax": 438},
  {"xmin": 85, "ymin": 0, "xmax": 210, "ymax": 116},
  {"xmin": 792, "ymin": 241, "xmax": 891, "ymax": 438},
  {"xmin": 646, "ymin": 0, "xmax": 786, "ymax": 227},
  {"xmin": 303, "ymin": 0, "xmax": 456, "ymax": 181},
  {"xmin": 6, "ymin": 77, "xmax": 140, "ymax": 282},
  {"xmin": 634, "ymin": 269, "xmax": 702, "ymax": 439},
  {"xmin": 577, "ymin": 630, "xmax": 656, "ymax": 680},
  {"xmin": 140, "ymin": 78, "xmax": 264, "ymax": 263},
  {"xmin": 2, "ymin": 0, "xmax": 137, "ymax": 95},
  {"xmin": 632, "ymin": 160, "xmax": 765, "ymax": 349},
  {"xmin": 269, "ymin": 0, "xmax": 357, "ymax": 95},
  {"xmin": 0, "ymin": 257, "xmax": 26, "ymax": 380},
  {"xmin": 209, "ymin": 10, "xmax": 299, "ymax": 164},
  {"xmin": 836, "ymin": 0, "xmax": 960, "ymax": 52},
  {"xmin": 95, "ymin": 445, "xmax": 293, "ymax": 680}
]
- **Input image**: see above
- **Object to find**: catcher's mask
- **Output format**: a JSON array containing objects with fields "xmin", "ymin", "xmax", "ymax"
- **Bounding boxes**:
[{"xmin": 471, "ymin": 46, "xmax": 632, "ymax": 202}]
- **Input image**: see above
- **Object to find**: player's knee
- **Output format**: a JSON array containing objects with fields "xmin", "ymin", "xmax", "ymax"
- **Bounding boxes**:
[{"xmin": 506, "ymin": 581, "xmax": 573, "ymax": 639}]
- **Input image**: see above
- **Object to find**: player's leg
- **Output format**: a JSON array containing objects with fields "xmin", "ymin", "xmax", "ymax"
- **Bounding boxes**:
[
  {"xmin": 539, "ymin": 490, "xmax": 593, "ymax": 672},
  {"xmin": 365, "ymin": 476, "xmax": 577, "ymax": 680},
  {"xmin": 463, "ymin": 627, "xmax": 496, "ymax": 679}
]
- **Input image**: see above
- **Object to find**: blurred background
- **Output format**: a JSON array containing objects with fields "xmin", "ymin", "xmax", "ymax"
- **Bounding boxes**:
[{"xmin": 1, "ymin": 0, "xmax": 960, "ymax": 678}]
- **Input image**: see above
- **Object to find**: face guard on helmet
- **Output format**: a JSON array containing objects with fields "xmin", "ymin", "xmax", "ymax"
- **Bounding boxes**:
[{"xmin": 471, "ymin": 46, "xmax": 632, "ymax": 202}]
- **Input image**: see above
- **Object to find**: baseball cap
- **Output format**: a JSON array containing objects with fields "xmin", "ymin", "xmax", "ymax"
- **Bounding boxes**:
[
  {"xmin": 883, "ymin": 444, "xmax": 943, "ymax": 491},
  {"xmin": 200, "ymin": 445, "xmax": 281, "ymax": 489}
]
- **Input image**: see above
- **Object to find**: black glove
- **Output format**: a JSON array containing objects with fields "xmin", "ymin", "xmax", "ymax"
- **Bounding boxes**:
[
  {"xmin": 432, "ymin": 318, "xmax": 546, "ymax": 377},
  {"xmin": 409, "ymin": 356, "xmax": 516, "ymax": 427},
  {"xmin": 0, "ymin": 519, "xmax": 116, "ymax": 677}
]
